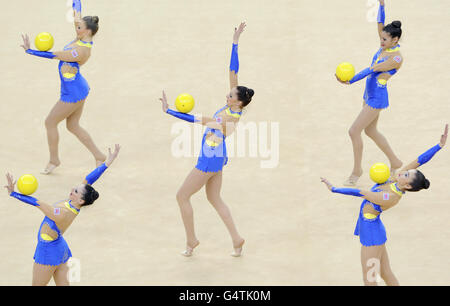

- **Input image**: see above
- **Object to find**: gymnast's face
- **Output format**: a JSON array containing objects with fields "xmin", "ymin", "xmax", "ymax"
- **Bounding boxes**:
[
  {"xmin": 69, "ymin": 184, "xmax": 87, "ymax": 205},
  {"xmin": 226, "ymin": 87, "xmax": 240, "ymax": 107},
  {"xmin": 380, "ymin": 31, "xmax": 399, "ymax": 49},
  {"xmin": 76, "ymin": 21, "xmax": 91, "ymax": 39},
  {"xmin": 396, "ymin": 169, "xmax": 416, "ymax": 189}
]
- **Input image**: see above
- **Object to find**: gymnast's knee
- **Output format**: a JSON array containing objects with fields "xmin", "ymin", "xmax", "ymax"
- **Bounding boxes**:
[
  {"xmin": 364, "ymin": 127, "xmax": 378, "ymax": 138},
  {"xmin": 45, "ymin": 116, "xmax": 58, "ymax": 129},
  {"xmin": 66, "ymin": 121, "xmax": 80, "ymax": 134},
  {"xmin": 206, "ymin": 193, "xmax": 221, "ymax": 206},
  {"xmin": 348, "ymin": 126, "xmax": 362, "ymax": 139},
  {"xmin": 176, "ymin": 190, "xmax": 190, "ymax": 204}
]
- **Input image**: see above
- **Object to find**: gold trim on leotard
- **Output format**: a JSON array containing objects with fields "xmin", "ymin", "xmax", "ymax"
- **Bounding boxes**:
[
  {"xmin": 65, "ymin": 202, "xmax": 80, "ymax": 215},
  {"xmin": 76, "ymin": 40, "xmax": 93, "ymax": 48},
  {"xmin": 390, "ymin": 183, "xmax": 404, "ymax": 196},
  {"xmin": 206, "ymin": 139, "xmax": 220, "ymax": 147},
  {"xmin": 385, "ymin": 45, "xmax": 400, "ymax": 53},
  {"xmin": 225, "ymin": 108, "xmax": 242, "ymax": 118},
  {"xmin": 363, "ymin": 213, "xmax": 378, "ymax": 220},
  {"xmin": 40, "ymin": 233, "xmax": 56, "ymax": 241}
]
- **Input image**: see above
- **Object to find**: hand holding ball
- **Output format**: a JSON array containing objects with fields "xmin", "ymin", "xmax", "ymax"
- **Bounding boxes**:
[{"xmin": 336, "ymin": 62, "xmax": 355, "ymax": 82}]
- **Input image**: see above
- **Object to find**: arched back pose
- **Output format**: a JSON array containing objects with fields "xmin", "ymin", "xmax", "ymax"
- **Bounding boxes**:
[
  {"xmin": 337, "ymin": 0, "xmax": 404, "ymax": 186},
  {"xmin": 20, "ymin": 0, "xmax": 106, "ymax": 174},
  {"xmin": 4, "ymin": 144, "xmax": 120, "ymax": 286},
  {"xmin": 321, "ymin": 124, "xmax": 447, "ymax": 286},
  {"xmin": 157, "ymin": 23, "xmax": 253, "ymax": 257}
]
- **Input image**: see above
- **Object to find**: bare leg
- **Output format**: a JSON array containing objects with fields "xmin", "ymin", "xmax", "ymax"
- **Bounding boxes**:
[
  {"xmin": 176, "ymin": 168, "xmax": 214, "ymax": 256},
  {"xmin": 379, "ymin": 245, "xmax": 399, "ymax": 286},
  {"xmin": 205, "ymin": 171, "xmax": 245, "ymax": 256},
  {"xmin": 364, "ymin": 115, "xmax": 403, "ymax": 172},
  {"xmin": 360, "ymin": 245, "xmax": 384, "ymax": 286},
  {"xmin": 52, "ymin": 262, "xmax": 70, "ymax": 286},
  {"xmin": 66, "ymin": 100, "xmax": 106, "ymax": 165},
  {"xmin": 345, "ymin": 104, "xmax": 381, "ymax": 185},
  {"xmin": 43, "ymin": 101, "xmax": 80, "ymax": 174},
  {"xmin": 32, "ymin": 263, "xmax": 57, "ymax": 286}
]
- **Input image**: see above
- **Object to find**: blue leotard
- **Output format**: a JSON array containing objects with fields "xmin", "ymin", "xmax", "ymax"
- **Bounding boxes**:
[
  {"xmin": 354, "ymin": 180, "xmax": 404, "ymax": 247},
  {"xmin": 33, "ymin": 201, "xmax": 79, "ymax": 266},
  {"xmin": 58, "ymin": 40, "xmax": 92, "ymax": 103},
  {"xmin": 195, "ymin": 106, "xmax": 242, "ymax": 173},
  {"xmin": 363, "ymin": 45, "xmax": 400, "ymax": 109},
  {"xmin": 354, "ymin": 183, "xmax": 386, "ymax": 246}
]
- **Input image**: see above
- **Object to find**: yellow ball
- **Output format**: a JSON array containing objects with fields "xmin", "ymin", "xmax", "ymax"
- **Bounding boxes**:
[
  {"xmin": 336, "ymin": 62, "xmax": 355, "ymax": 82},
  {"xmin": 175, "ymin": 94, "xmax": 195, "ymax": 113},
  {"xmin": 369, "ymin": 163, "xmax": 390, "ymax": 184},
  {"xmin": 17, "ymin": 174, "xmax": 39, "ymax": 196},
  {"xmin": 35, "ymin": 32, "xmax": 54, "ymax": 51}
]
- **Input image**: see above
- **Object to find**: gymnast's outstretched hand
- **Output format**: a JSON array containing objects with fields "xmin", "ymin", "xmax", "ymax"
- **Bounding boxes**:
[
  {"xmin": 105, "ymin": 144, "xmax": 121, "ymax": 167},
  {"xmin": 4, "ymin": 173, "xmax": 16, "ymax": 195},
  {"xmin": 439, "ymin": 124, "xmax": 448, "ymax": 148},
  {"xmin": 20, "ymin": 34, "xmax": 31, "ymax": 51},
  {"xmin": 320, "ymin": 177, "xmax": 333, "ymax": 191},
  {"xmin": 335, "ymin": 74, "xmax": 350, "ymax": 85},
  {"xmin": 159, "ymin": 90, "xmax": 169, "ymax": 113},
  {"xmin": 233, "ymin": 22, "xmax": 246, "ymax": 44}
]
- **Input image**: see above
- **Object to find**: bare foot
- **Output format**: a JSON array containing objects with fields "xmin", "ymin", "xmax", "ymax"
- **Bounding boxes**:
[
  {"xmin": 231, "ymin": 239, "xmax": 245, "ymax": 257},
  {"xmin": 181, "ymin": 240, "xmax": 200, "ymax": 257},
  {"xmin": 343, "ymin": 170, "xmax": 363, "ymax": 186},
  {"xmin": 40, "ymin": 161, "xmax": 60, "ymax": 175}
]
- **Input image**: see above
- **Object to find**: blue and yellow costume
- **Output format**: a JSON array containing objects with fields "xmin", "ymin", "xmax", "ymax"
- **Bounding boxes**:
[
  {"xmin": 9, "ymin": 162, "xmax": 109, "ymax": 266},
  {"xmin": 58, "ymin": 40, "xmax": 93, "ymax": 103},
  {"xmin": 195, "ymin": 106, "xmax": 242, "ymax": 173},
  {"xmin": 165, "ymin": 42, "xmax": 243, "ymax": 173},
  {"xmin": 25, "ymin": 1, "xmax": 92, "ymax": 103},
  {"xmin": 353, "ymin": 181, "xmax": 404, "ymax": 247},
  {"xmin": 33, "ymin": 201, "xmax": 79, "ymax": 266},
  {"xmin": 349, "ymin": 4, "xmax": 400, "ymax": 109},
  {"xmin": 331, "ymin": 143, "xmax": 442, "ymax": 247},
  {"xmin": 360, "ymin": 45, "xmax": 399, "ymax": 110}
]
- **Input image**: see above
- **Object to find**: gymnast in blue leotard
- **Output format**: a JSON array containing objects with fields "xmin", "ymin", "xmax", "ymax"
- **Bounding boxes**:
[
  {"xmin": 336, "ymin": 0, "xmax": 404, "ymax": 187},
  {"xmin": 20, "ymin": 0, "xmax": 106, "ymax": 175},
  {"xmin": 321, "ymin": 124, "xmax": 447, "ymax": 286},
  {"xmin": 4, "ymin": 144, "xmax": 120, "ymax": 286},
  {"xmin": 157, "ymin": 23, "xmax": 253, "ymax": 257}
]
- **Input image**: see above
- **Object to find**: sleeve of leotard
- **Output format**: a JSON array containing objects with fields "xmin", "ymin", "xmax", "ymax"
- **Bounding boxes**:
[
  {"xmin": 10, "ymin": 192, "xmax": 40, "ymax": 206},
  {"xmin": 166, "ymin": 109, "xmax": 199, "ymax": 123},
  {"xmin": 229, "ymin": 44, "xmax": 239, "ymax": 74},
  {"xmin": 417, "ymin": 144, "xmax": 442, "ymax": 166},
  {"xmin": 349, "ymin": 67, "xmax": 374, "ymax": 84},
  {"xmin": 331, "ymin": 187, "xmax": 364, "ymax": 197},
  {"xmin": 85, "ymin": 163, "xmax": 108, "ymax": 185}
]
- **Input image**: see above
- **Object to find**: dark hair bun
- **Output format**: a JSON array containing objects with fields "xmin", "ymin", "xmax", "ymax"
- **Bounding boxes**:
[
  {"xmin": 82, "ymin": 184, "xmax": 99, "ymax": 206},
  {"xmin": 392, "ymin": 20, "xmax": 402, "ymax": 28},
  {"xmin": 92, "ymin": 16, "xmax": 99, "ymax": 24},
  {"xmin": 93, "ymin": 190, "xmax": 99, "ymax": 201},
  {"xmin": 423, "ymin": 179, "xmax": 430, "ymax": 189},
  {"xmin": 247, "ymin": 88, "xmax": 255, "ymax": 99}
]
